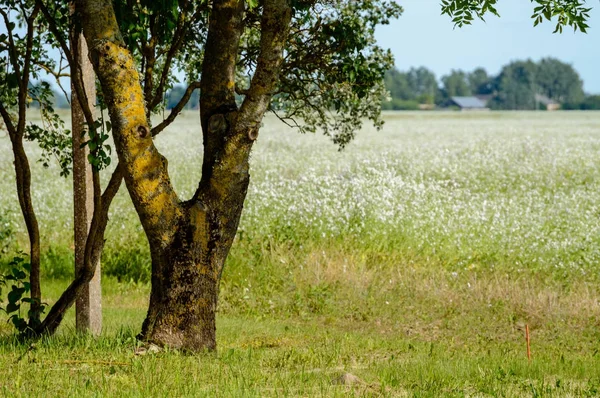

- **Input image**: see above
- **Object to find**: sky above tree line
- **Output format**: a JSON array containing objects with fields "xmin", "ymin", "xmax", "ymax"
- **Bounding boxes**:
[{"xmin": 376, "ymin": 0, "xmax": 600, "ymax": 94}]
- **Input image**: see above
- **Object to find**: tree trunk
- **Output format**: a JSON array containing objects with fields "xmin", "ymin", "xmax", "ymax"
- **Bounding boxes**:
[
  {"xmin": 140, "ymin": 225, "xmax": 221, "ymax": 350},
  {"xmin": 140, "ymin": 160, "xmax": 250, "ymax": 350},
  {"xmin": 71, "ymin": 23, "xmax": 102, "ymax": 335},
  {"xmin": 10, "ymin": 138, "xmax": 42, "ymax": 326}
]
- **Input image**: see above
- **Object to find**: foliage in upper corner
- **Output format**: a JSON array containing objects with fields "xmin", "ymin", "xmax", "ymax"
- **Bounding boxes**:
[
  {"xmin": 440, "ymin": 0, "xmax": 500, "ymax": 27},
  {"xmin": 0, "ymin": 1, "xmax": 73, "ymax": 176},
  {"xmin": 102, "ymin": 0, "xmax": 402, "ymax": 148},
  {"xmin": 249, "ymin": 0, "xmax": 402, "ymax": 149},
  {"xmin": 441, "ymin": 0, "xmax": 592, "ymax": 32},
  {"xmin": 530, "ymin": 0, "xmax": 591, "ymax": 33}
]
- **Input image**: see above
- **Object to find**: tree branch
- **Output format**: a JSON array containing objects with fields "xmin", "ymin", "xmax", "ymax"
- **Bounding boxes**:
[
  {"xmin": 151, "ymin": 81, "xmax": 200, "ymax": 137},
  {"xmin": 142, "ymin": 15, "xmax": 158, "ymax": 111},
  {"xmin": 196, "ymin": 0, "xmax": 246, "ymax": 189},
  {"xmin": 235, "ymin": 85, "xmax": 249, "ymax": 96},
  {"xmin": 0, "ymin": 101, "xmax": 17, "ymax": 136},
  {"xmin": 271, "ymin": 108, "xmax": 301, "ymax": 130},
  {"xmin": 200, "ymin": 0, "xmax": 245, "ymax": 125},
  {"xmin": 148, "ymin": 10, "xmax": 189, "ymax": 111},
  {"xmin": 238, "ymin": 0, "xmax": 293, "ymax": 131},
  {"xmin": 15, "ymin": 4, "xmax": 41, "ymax": 136},
  {"xmin": 0, "ymin": 8, "xmax": 23, "ymax": 92},
  {"xmin": 101, "ymin": 163, "xmax": 123, "ymax": 214},
  {"xmin": 21, "ymin": 4, "xmax": 40, "ymax": 93},
  {"xmin": 34, "ymin": 163, "xmax": 122, "ymax": 335}
]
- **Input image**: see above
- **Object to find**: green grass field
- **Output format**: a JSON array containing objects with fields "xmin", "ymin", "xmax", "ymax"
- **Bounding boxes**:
[{"xmin": 1, "ymin": 111, "xmax": 600, "ymax": 396}]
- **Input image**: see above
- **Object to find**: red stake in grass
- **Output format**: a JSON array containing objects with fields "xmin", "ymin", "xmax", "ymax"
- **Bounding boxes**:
[{"xmin": 525, "ymin": 324, "xmax": 531, "ymax": 361}]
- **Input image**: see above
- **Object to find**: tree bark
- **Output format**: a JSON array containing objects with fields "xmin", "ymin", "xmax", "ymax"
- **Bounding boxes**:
[
  {"xmin": 71, "ymin": 27, "xmax": 102, "ymax": 335},
  {"xmin": 10, "ymin": 137, "xmax": 42, "ymax": 326}
]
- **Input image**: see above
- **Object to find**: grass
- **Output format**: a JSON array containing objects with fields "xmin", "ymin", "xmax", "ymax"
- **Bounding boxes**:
[
  {"xmin": 1, "ymin": 275, "xmax": 599, "ymax": 396},
  {"xmin": 1, "ymin": 276, "xmax": 599, "ymax": 397},
  {"xmin": 1, "ymin": 111, "xmax": 600, "ymax": 395}
]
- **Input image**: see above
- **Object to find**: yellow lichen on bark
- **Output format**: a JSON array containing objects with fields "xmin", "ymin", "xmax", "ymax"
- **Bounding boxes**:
[
  {"xmin": 96, "ymin": 42, "xmax": 148, "ymax": 155},
  {"xmin": 190, "ymin": 205, "xmax": 210, "ymax": 258},
  {"xmin": 90, "ymin": 39, "xmax": 181, "ymax": 245},
  {"xmin": 78, "ymin": 0, "xmax": 122, "ymax": 44}
]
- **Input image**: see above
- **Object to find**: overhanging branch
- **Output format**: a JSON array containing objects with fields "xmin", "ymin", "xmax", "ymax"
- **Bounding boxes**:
[{"xmin": 148, "ymin": 10, "xmax": 189, "ymax": 110}]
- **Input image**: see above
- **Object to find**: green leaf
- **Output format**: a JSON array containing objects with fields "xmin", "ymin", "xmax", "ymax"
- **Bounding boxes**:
[
  {"xmin": 10, "ymin": 315, "xmax": 27, "ymax": 331},
  {"xmin": 6, "ymin": 73, "xmax": 19, "ymax": 89},
  {"xmin": 6, "ymin": 302, "xmax": 19, "ymax": 313},
  {"xmin": 8, "ymin": 288, "xmax": 24, "ymax": 304}
]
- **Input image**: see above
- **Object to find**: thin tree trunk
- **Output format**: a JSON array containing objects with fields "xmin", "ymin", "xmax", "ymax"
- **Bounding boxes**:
[
  {"xmin": 0, "ymin": 5, "xmax": 43, "ymax": 327},
  {"xmin": 10, "ymin": 137, "xmax": 42, "ymax": 326},
  {"xmin": 71, "ymin": 27, "xmax": 102, "ymax": 335}
]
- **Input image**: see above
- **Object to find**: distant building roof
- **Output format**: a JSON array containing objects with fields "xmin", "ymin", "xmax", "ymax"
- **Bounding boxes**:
[{"xmin": 450, "ymin": 96, "xmax": 488, "ymax": 109}]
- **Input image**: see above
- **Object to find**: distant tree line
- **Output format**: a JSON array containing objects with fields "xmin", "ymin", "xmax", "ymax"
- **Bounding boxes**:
[
  {"xmin": 384, "ymin": 57, "xmax": 600, "ymax": 110},
  {"xmin": 31, "ymin": 58, "xmax": 600, "ymax": 112}
]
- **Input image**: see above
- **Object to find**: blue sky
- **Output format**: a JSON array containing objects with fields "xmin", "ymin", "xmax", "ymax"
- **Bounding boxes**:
[{"xmin": 376, "ymin": 0, "xmax": 600, "ymax": 94}]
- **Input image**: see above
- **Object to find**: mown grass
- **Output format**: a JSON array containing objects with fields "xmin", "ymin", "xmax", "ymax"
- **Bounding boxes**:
[
  {"xmin": 1, "ymin": 111, "xmax": 600, "ymax": 396},
  {"xmin": 1, "ymin": 273, "xmax": 599, "ymax": 397}
]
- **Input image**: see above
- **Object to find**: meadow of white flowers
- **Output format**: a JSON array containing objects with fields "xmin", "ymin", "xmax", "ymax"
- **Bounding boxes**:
[{"xmin": 1, "ymin": 111, "xmax": 600, "ymax": 277}]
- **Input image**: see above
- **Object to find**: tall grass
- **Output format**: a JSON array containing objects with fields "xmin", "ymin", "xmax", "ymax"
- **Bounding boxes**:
[{"xmin": 4, "ymin": 111, "xmax": 600, "ymax": 279}]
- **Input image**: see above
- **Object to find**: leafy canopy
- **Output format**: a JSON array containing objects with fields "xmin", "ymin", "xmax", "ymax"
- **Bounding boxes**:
[{"xmin": 111, "ymin": 0, "xmax": 402, "ymax": 148}]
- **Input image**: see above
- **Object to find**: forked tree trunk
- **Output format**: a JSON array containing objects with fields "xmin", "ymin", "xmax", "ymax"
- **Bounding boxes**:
[
  {"xmin": 139, "ymin": 145, "xmax": 251, "ymax": 350},
  {"xmin": 77, "ymin": 0, "xmax": 291, "ymax": 351},
  {"xmin": 141, "ymin": 246, "xmax": 220, "ymax": 350}
]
